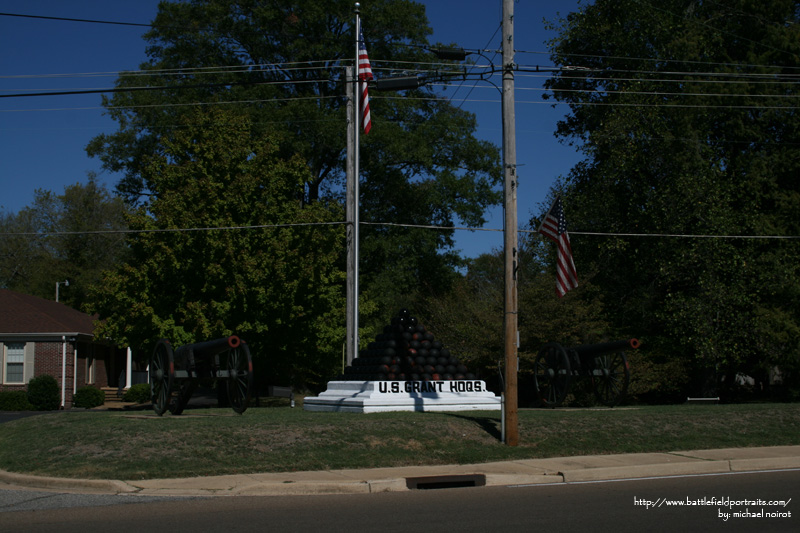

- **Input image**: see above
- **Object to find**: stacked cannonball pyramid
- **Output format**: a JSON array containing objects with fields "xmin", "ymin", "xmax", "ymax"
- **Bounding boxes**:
[{"xmin": 341, "ymin": 309, "xmax": 476, "ymax": 381}]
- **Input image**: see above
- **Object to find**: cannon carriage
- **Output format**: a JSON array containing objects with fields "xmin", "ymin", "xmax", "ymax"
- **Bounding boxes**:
[
  {"xmin": 533, "ymin": 338, "xmax": 639, "ymax": 408},
  {"xmin": 149, "ymin": 335, "xmax": 254, "ymax": 415}
]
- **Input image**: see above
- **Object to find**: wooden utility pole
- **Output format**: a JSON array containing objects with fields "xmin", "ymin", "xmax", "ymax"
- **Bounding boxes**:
[
  {"xmin": 502, "ymin": 0, "xmax": 519, "ymax": 446},
  {"xmin": 345, "ymin": 66, "xmax": 356, "ymax": 367}
]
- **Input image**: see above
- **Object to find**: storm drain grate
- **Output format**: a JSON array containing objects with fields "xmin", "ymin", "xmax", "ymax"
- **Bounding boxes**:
[{"xmin": 405, "ymin": 474, "xmax": 486, "ymax": 490}]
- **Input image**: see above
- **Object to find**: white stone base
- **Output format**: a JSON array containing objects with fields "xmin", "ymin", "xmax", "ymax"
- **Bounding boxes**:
[{"xmin": 302, "ymin": 380, "xmax": 501, "ymax": 413}]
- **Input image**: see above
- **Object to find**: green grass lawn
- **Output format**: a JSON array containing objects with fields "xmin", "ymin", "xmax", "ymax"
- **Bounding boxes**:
[{"xmin": 0, "ymin": 403, "xmax": 797, "ymax": 480}]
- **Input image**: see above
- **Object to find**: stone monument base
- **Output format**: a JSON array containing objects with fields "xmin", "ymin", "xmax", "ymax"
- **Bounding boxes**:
[{"xmin": 302, "ymin": 380, "xmax": 501, "ymax": 413}]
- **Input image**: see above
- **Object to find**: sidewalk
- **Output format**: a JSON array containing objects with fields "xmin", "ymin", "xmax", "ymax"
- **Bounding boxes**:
[{"xmin": 1, "ymin": 445, "xmax": 799, "ymax": 497}]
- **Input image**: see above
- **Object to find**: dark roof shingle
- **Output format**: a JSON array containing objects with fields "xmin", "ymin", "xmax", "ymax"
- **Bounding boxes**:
[{"xmin": 0, "ymin": 289, "xmax": 95, "ymax": 335}]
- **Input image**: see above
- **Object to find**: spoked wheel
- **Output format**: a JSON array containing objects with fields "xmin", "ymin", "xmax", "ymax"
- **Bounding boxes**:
[
  {"xmin": 592, "ymin": 351, "xmax": 630, "ymax": 406},
  {"xmin": 225, "ymin": 342, "xmax": 253, "ymax": 414},
  {"xmin": 533, "ymin": 343, "xmax": 571, "ymax": 408},
  {"xmin": 150, "ymin": 339, "xmax": 175, "ymax": 416},
  {"xmin": 168, "ymin": 380, "xmax": 196, "ymax": 416}
]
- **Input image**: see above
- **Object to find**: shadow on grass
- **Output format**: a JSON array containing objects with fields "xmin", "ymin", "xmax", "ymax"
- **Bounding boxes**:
[{"xmin": 443, "ymin": 413, "xmax": 502, "ymax": 441}]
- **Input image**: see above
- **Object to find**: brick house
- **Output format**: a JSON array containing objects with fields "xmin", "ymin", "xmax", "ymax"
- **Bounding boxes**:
[{"xmin": 0, "ymin": 289, "xmax": 128, "ymax": 408}]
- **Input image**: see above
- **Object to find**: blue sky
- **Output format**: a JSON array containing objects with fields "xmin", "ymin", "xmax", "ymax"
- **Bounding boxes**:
[{"xmin": 0, "ymin": 0, "xmax": 584, "ymax": 259}]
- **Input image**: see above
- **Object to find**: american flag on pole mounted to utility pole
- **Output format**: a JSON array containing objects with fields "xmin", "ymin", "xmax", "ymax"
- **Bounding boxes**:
[{"xmin": 538, "ymin": 196, "xmax": 579, "ymax": 297}]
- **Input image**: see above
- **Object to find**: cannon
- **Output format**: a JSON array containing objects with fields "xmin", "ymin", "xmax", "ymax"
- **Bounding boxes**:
[
  {"xmin": 533, "ymin": 338, "xmax": 639, "ymax": 408},
  {"xmin": 149, "ymin": 335, "xmax": 254, "ymax": 415}
]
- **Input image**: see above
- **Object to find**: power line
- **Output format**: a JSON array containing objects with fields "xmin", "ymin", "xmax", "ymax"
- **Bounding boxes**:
[
  {"xmin": 0, "ymin": 77, "xmax": 343, "ymax": 99},
  {"xmin": 0, "ymin": 60, "xmax": 350, "ymax": 81},
  {"xmin": 567, "ymin": 231, "xmax": 800, "ymax": 240},
  {"xmin": 0, "ymin": 11, "xmax": 152, "ymax": 28},
  {"xmin": 3, "ymin": 220, "xmax": 796, "ymax": 241},
  {"xmin": 6, "ymin": 8, "xmax": 800, "ymax": 77},
  {"xmin": 0, "ymin": 221, "xmax": 348, "ymax": 237}
]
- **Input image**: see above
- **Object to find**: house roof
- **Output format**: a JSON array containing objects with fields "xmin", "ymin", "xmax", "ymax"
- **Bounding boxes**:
[{"xmin": 0, "ymin": 289, "xmax": 95, "ymax": 336}]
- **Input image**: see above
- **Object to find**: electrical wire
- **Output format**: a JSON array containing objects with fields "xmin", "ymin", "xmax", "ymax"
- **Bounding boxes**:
[
  {"xmin": 2, "ymin": 220, "xmax": 796, "ymax": 241},
  {"xmin": 0, "ymin": 11, "xmax": 152, "ymax": 28},
  {"xmin": 0, "ymin": 221, "xmax": 348, "ymax": 237}
]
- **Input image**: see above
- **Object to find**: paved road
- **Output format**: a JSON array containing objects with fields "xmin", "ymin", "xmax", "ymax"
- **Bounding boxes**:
[
  {"xmin": 1, "ymin": 469, "xmax": 796, "ymax": 532},
  {"xmin": 0, "ymin": 488, "xmax": 195, "ymax": 512}
]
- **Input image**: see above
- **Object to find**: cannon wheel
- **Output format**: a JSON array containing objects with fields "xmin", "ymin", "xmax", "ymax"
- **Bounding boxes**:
[
  {"xmin": 150, "ymin": 340, "xmax": 175, "ymax": 416},
  {"xmin": 225, "ymin": 342, "xmax": 253, "ymax": 414},
  {"xmin": 533, "ymin": 343, "xmax": 571, "ymax": 408},
  {"xmin": 168, "ymin": 380, "xmax": 196, "ymax": 416},
  {"xmin": 592, "ymin": 351, "xmax": 630, "ymax": 407}
]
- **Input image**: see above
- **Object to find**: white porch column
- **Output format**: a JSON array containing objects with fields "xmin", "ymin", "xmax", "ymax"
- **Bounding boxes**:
[{"xmin": 125, "ymin": 347, "xmax": 132, "ymax": 389}]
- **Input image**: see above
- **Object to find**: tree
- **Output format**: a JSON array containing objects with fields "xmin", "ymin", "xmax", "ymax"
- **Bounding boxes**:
[
  {"xmin": 421, "ymin": 229, "xmax": 611, "ymax": 404},
  {"xmin": 543, "ymin": 0, "xmax": 800, "ymax": 396},
  {"xmin": 86, "ymin": 0, "xmax": 501, "ymax": 319},
  {"xmin": 0, "ymin": 208, "xmax": 51, "ymax": 295},
  {"xmin": 87, "ymin": 109, "xmax": 345, "ymax": 390},
  {"xmin": 0, "ymin": 177, "xmax": 129, "ymax": 308}
]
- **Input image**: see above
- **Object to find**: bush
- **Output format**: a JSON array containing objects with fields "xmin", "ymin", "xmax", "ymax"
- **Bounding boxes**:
[
  {"xmin": 122, "ymin": 383, "xmax": 151, "ymax": 404},
  {"xmin": 0, "ymin": 390, "xmax": 35, "ymax": 411},
  {"xmin": 27, "ymin": 374, "xmax": 60, "ymax": 411},
  {"xmin": 72, "ymin": 386, "xmax": 105, "ymax": 409},
  {"xmin": 627, "ymin": 350, "xmax": 690, "ymax": 404}
]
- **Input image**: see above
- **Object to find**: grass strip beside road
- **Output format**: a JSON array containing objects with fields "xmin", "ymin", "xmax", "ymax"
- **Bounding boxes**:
[{"xmin": 0, "ymin": 403, "xmax": 797, "ymax": 481}]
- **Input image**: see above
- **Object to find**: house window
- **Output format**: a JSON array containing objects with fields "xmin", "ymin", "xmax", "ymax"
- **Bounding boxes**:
[{"xmin": 4, "ymin": 342, "xmax": 25, "ymax": 383}]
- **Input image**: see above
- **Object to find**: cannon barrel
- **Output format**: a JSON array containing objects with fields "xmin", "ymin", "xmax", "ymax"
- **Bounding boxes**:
[
  {"xmin": 568, "ymin": 338, "xmax": 640, "ymax": 357},
  {"xmin": 175, "ymin": 335, "xmax": 241, "ymax": 361}
]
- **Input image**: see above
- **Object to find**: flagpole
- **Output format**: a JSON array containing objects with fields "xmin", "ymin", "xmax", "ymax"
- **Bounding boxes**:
[
  {"xmin": 345, "ymin": 65, "xmax": 356, "ymax": 367},
  {"xmin": 352, "ymin": 4, "xmax": 362, "ymax": 365}
]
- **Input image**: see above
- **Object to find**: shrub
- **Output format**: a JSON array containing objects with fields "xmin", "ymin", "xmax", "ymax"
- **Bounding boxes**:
[
  {"xmin": 0, "ymin": 390, "xmax": 35, "ymax": 411},
  {"xmin": 27, "ymin": 374, "xmax": 60, "ymax": 411},
  {"xmin": 627, "ymin": 350, "xmax": 690, "ymax": 404},
  {"xmin": 122, "ymin": 383, "xmax": 151, "ymax": 404},
  {"xmin": 72, "ymin": 386, "xmax": 105, "ymax": 409}
]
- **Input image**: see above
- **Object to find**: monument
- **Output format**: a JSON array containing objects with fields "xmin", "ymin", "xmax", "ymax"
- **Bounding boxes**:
[{"xmin": 303, "ymin": 310, "xmax": 501, "ymax": 413}]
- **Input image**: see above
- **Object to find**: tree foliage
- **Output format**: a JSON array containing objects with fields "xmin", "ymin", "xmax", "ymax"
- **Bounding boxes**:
[
  {"xmin": 86, "ymin": 0, "xmax": 501, "ymax": 319},
  {"xmin": 544, "ymin": 0, "xmax": 800, "ymax": 395},
  {"xmin": 87, "ymin": 109, "xmax": 345, "ymax": 389},
  {"xmin": 421, "ymin": 230, "xmax": 611, "ymax": 402},
  {"xmin": 0, "ymin": 177, "xmax": 129, "ymax": 308}
]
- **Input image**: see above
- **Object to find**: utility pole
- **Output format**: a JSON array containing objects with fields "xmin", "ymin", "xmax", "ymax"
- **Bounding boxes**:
[
  {"xmin": 365, "ymin": 1, "xmax": 521, "ymax": 445},
  {"xmin": 502, "ymin": 0, "xmax": 519, "ymax": 446},
  {"xmin": 345, "ymin": 66, "xmax": 356, "ymax": 367}
]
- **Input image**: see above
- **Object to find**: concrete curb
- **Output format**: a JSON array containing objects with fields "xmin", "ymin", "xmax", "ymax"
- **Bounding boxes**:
[
  {"xmin": 730, "ymin": 456, "xmax": 800, "ymax": 472},
  {"xmin": 0, "ymin": 470, "xmax": 138, "ymax": 494},
  {"xmin": 560, "ymin": 460, "xmax": 732, "ymax": 483},
  {"xmin": 2, "ymin": 446, "xmax": 799, "ymax": 497}
]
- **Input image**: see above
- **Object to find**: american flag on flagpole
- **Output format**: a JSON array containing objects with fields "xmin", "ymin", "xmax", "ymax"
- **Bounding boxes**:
[
  {"xmin": 358, "ymin": 30, "xmax": 374, "ymax": 134},
  {"xmin": 538, "ymin": 196, "xmax": 578, "ymax": 298}
]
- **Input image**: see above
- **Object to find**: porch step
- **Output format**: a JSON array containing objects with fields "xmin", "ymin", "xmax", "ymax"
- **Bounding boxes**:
[{"xmin": 101, "ymin": 387, "xmax": 124, "ymax": 402}]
